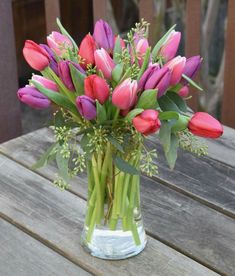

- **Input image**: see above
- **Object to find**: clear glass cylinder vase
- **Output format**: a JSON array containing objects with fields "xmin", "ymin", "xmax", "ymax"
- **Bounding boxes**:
[{"xmin": 81, "ymin": 145, "xmax": 147, "ymax": 260}]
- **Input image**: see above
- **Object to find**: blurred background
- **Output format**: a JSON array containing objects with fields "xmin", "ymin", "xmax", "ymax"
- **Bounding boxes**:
[{"xmin": 1, "ymin": 0, "xmax": 234, "ymax": 143}]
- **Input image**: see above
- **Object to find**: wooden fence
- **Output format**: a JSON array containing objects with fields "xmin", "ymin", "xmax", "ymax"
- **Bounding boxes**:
[{"xmin": 0, "ymin": 0, "xmax": 235, "ymax": 142}]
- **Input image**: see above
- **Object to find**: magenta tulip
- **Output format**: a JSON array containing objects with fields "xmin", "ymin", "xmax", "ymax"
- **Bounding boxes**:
[
  {"xmin": 23, "ymin": 40, "xmax": 50, "ymax": 71},
  {"xmin": 31, "ymin": 75, "xmax": 58, "ymax": 91},
  {"xmin": 158, "ymin": 31, "xmax": 181, "ymax": 62},
  {"xmin": 47, "ymin": 31, "xmax": 72, "ymax": 56},
  {"xmin": 94, "ymin": 48, "xmax": 115, "ymax": 79},
  {"xmin": 40, "ymin": 44, "xmax": 58, "ymax": 75},
  {"xmin": 93, "ymin": 19, "xmax": 114, "ymax": 53},
  {"xmin": 138, "ymin": 64, "xmax": 160, "ymax": 91},
  {"xmin": 112, "ymin": 78, "xmax": 138, "ymax": 110},
  {"xmin": 178, "ymin": 86, "xmax": 189, "ymax": 97},
  {"xmin": 79, "ymin": 34, "xmax": 96, "ymax": 67},
  {"xmin": 84, "ymin": 75, "xmax": 110, "ymax": 104},
  {"xmin": 188, "ymin": 112, "xmax": 223, "ymax": 138},
  {"xmin": 164, "ymin": 56, "xmax": 186, "ymax": 86},
  {"xmin": 76, "ymin": 95, "xmax": 96, "ymax": 120},
  {"xmin": 132, "ymin": 110, "xmax": 161, "ymax": 135},
  {"xmin": 17, "ymin": 86, "xmax": 50, "ymax": 109},
  {"xmin": 182, "ymin": 55, "xmax": 202, "ymax": 84},
  {"xmin": 134, "ymin": 38, "xmax": 149, "ymax": 66}
]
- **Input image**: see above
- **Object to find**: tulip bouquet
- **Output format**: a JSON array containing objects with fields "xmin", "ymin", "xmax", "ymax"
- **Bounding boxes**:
[{"xmin": 18, "ymin": 18, "xmax": 223, "ymax": 259}]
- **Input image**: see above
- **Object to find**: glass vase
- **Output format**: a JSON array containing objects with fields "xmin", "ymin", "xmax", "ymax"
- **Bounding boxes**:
[{"xmin": 81, "ymin": 143, "xmax": 147, "ymax": 260}]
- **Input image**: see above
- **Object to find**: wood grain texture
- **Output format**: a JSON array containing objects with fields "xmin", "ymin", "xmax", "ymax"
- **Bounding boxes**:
[
  {"xmin": 44, "ymin": 0, "xmax": 60, "ymax": 34},
  {"xmin": 221, "ymin": 0, "xmax": 235, "ymax": 127},
  {"xmin": 93, "ymin": 0, "xmax": 107, "ymax": 22},
  {"xmin": 1, "ymin": 129, "xmax": 235, "ymax": 274},
  {"xmin": 0, "ymin": 154, "xmax": 218, "ymax": 276},
  {"xmin": 0, "ymin": 0, "xmax": 22, "ymax": 142},
  {"xmin": 0, "ymin": 218, "xmax": 89, "ymax": 276}
]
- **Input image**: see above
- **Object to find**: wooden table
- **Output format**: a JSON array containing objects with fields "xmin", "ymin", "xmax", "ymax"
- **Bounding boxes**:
[{"xmin": 0, "ymin": 127, "xmax": 235, "ymax": 276}]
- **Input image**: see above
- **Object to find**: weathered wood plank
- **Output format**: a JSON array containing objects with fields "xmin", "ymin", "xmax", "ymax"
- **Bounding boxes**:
[
  {"xmin": 0, "ymin": 0, "xmax": 22, "ymax": 142},
  {"xmin": 0, "ymin": 218, "xmax": 89, "ymax": 276},
  {"xmin": 221, "ymin": 0, "xmax": 235, "ymax": 127},
  {"xmin": 0, "ymin": 154, "xmax": 218, "ymax": 276},
  {"xmin": 1, "ymin": 131, "xmax": 235, "ymax": 274},
  {"xmin": 44, "ymin": 0, "xmax": 61, "ymax": 34},
  {"xmin": 93, "ymin": 0, "xmax": 108, "ymax": 22}
]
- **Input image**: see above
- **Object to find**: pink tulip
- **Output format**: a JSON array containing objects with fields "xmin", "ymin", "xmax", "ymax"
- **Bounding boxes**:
[
  {"xmin": 23, "ymin": 40, "xmax": 50, "ymax": 71},
  {"xmin": 47, "ymin": 31, "xmax": 72, "ymax": 56},
  {"xmin": 158, "ymin": 31, "xmax": 181, "ymax": 62},
  {"xmin": 178, "ymin": 86, "xmax": 189, "ymax": 97},
  {"xmin": 84, "ymin": 75, "xmax": 110, "ymax": 104},
  {"xmin": 135, "ymin": 38, "xmax": 149, "ymax": 66},
  {"xmin": 164, "ymin": 56, "xmax": 186, "ymax": 86},
  {"xmin": 31, "ymin": 75, "xmax": 58, "ymax": 91},
  {"xmin": 79, "ymin": 34, "xmax": 96, "ymax": 67},
  {"xmin": 94, "ymin": 48, "xmax": 115, "ymax": 79},
  {"xmin": 132, "ymin": 110, "xmax": 161, "ymax": 135},
  {"xmin": 112, "ymin": 78, "xmax": 138, "ymax": 110}
]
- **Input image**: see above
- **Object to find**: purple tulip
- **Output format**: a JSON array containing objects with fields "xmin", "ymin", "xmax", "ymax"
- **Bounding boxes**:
[
  {"xmin": 40, "ymin": 44, "xmax": 58, "ymax": 75},
  {"xmin": 58, "ymin": 61, "xmax": 85, "ymax": 91},
  {"xmin": 93, "ymin": 19, "xmax": 114, "ymax": 53},
  {"xmin": 76, "ymin": 95, "xmax": 96, "ymax": 120},
  {"xmin": 17, "ymin": 86, "xmax": 50, "ymax": 109},
  {"xmin": 138, "ymin": 64, "xmax": 160, "ymax": 91},
  {"xmin": 143, "ymin": 67, "xmax": 172, "ymax": 98},
  {"xmin": 182, "ymin": 55, "xmax": 202, "ymax": 84}
]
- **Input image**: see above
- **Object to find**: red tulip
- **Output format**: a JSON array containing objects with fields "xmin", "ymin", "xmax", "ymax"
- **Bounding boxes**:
[
  {"xmin": 84, "ymin": 75, "xmax": 110, "ymax": 104},
  {"xmin": 94, "ymin": 48, "xmax": 115, "ymax": 79},
  {"xmin": 132, "ymin": 110, "xmax": 161, "ymax": 135},
  {"xmin": 23, "ymin": 40, "xmax": 50, "ymax": 71},
  {"xmin": 188, "ymin": 112, "xmax": 223, "ymax": 138},
  {"xmin": 112, "ymin": 78, "xmax": 138, "ymax": 110},
  {"xmin": 47, "ymin": 31, "xmax": 72, "ymax": 56},
  {"xmin": 164, "ymin": 56, "xmax": 186, "ymax": 86},
  {"xmin": 78, "ymin": 34, "xmax": 96, "ymax": 67}
]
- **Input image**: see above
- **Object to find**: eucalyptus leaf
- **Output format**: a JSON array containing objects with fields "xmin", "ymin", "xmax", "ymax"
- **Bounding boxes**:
[
  {"xmin": 107, "ymin": 136, "xmax": 124, "ymax": 153},
  {"xmin": 69, "ymin": 63, "xmax": 85, "ymax": 95},
  {"xmin": 113, "ymin": 36, "xmax": 122, "ymax": 63},
  {"xmin": 158, "ymin": 94, "xmax": 181, "ymax": 112},
  {"xmin": 182, "ymin": 74, "xmax": 203, "ymax": 91},
  {"xmin": 159, "ymin": 111, "xmax": 179, "ymax": 121},
  {"xmin": 125, "ymin": 108, "xmax": 144, "ymax": 122},
  {"xmin": 113, "ymin": 155, "xmax": 139, "ymax": 175},
  {"xmin": 165, "ymin": 134, "xmax": 179, "ymax": 170},
  {"xmin": 96, "ymin": 101, "xmax": 107, "ymax": 124},
  {"xmin": 166, "ymin": 91, "xmax": 187, "ymax": 112},
  {"xmin": 137, "ymin": 47, "xmax": 151, "ymax": 80},
  {"xmin": 171, "ymin": 114, "xmax": 190, "ymax": 132},
  {"xmin": 56, "ymin": 150, "xmax": 69, "ymax": 182},
  {"xmin": 159, "ymin": 121, "xmax": 173, "ymax": 153},
  {"xmin": 32, "ymin": 143, "xmax": 58, "ymax": 170},
  {"xmin": 136, "ymin": 89, "xmax": 158, "ymax": 109},
  {"xmin": 152, "ymin": 24, "xmax": 176, "ymax": 58}
]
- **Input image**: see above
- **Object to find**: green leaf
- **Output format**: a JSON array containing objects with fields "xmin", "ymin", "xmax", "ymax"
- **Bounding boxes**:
[
  {"xmin": 31, "ymin": 81, "xmax": 79, "ymax": 116},
  {"xmin": 152, "ymin": 24, "xmax": 176, "ymax": 58},
  {"xmin": 136, "ymin": 89, "xmax": 158, "ymax": 109},
  {"xmin": 158, "ymin": 94, "xmax": 181, "ymax": 112},
  {"xmin": 159, "ymin": 111, "xmax": 179, "ymax": 121},
  {"xmin": 182, "ymin": 74, "xmax": 203, "ymax": 91},
  {"xmin": 113, "ymin": 155, "xmax": 139, "ymax": 175},
  {"xmin": 166, "ymin": 91, "xmax": 187, "ymax": 112},
  {"xmin": 56, "ymin": 149, "xmax": 69, "ymax": 182},
  {"xmin": 56, "ymin": 18, "xmax": 78, "ymax": 51},
  {"xmin": 165, "ymin": 134, "xmax": 179, "ymax": 169},
  {"xmin": 107, "ymin": 136, "xmax": 124, "ymax": 153},
  {"xmin": 113, "ymin": 36, "xmax": 122, "ymax": 63},
  {"xmin": 137, "ymin": 47, "xmax": 151, "ymax": 80},
  {"xmin": 159, "ymin": 121, "xmax": 172, "ymax": 153},
  {"xmin": 96, "ymin": 101, "xmax": 107, "ymax": 124},
  {"xmin": 112, "ymin": 63, "xmax": 124, "ymax": 83},
  {"xmin": 32, "ymin": 143, "xmax": 58, "ymax": 170},
  {"xmin": 69, "ymin": 64, "xmax": 85, "ymax": 96},
  {"xmin": 125, "ymin": 108, "xmax": 144, "ymax": 122},
  {"xmin": 171, "ymin": 114, "xmax": 190, "ymax": 132}
]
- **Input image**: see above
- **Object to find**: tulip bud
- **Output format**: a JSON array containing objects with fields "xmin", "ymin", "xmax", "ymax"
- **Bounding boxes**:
[
  {"xmin": 138, "ymin": 64, "xmax": 160, "ymax": 91},
  {"xmin": 188, "ymin": 112, "xmax": 223, "ymax": 138},
  {"xmin": 76, "ymin": 95, "xmax": 96, "ymax": 120},
  {"xmin": 178, "ymin": 86, "xmax": 189, "ymax": 97},
  {"xmin": 94, "ymin": 48, "xmax": 115, "ymax": 79},
  {"xmin": 93, "ymin": 19, "xmax": 114, "ymax": 53},
  {"xmin": 158, "ymin": 31, "xmax": 181, "ymax": 62},
  {"xmin": 144, "ymin": 67, "xmax": 171, "ymax": 98},
  {"xmin": 79, "ymin": 34, "xmax": 96, "ymax": 67},
  {"xmin": 84, "ymin": 75, "xmax": 110, "ymax": 104},
  {"xmin": 112, "ymin": 78, "xmax": 138, "ymax": 110},
  {"xmin": 23, "ymin": 40, "xmax": 50, "ymax": 71},
  {"xmin": 40, "ymin": 44, "xmax": 58, "ymax": 75},
  {"xmin": 47, "ymin": 31, "xmax": 72, "ymax": 56},
  {"xmin": 17, "ymin": 86, "xmax": 50, "ymax": 109},
  {"xmin": 182, "ymin": 55, "xmax": 202, "ymax": 84},
  {"xmin": 31, "ymin": 75, "xmax": 58, "ymax": 91},
  {"xmin": 164, "ymin": 56, "xmax": 186, "ymax": 86},
  {"xmin": 134, "ymin": 38, "xmax": 149, "ymax": 66},
  {"xmin": 132, "ymin": 110, "xmax": 161, "ymax": 135},
  {"xmin": 58, "ymin": 61, "xmax": 75, "ymax": 91}
]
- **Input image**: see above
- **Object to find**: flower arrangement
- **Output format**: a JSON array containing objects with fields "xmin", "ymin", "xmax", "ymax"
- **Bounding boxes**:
[{"xmin": 17, "ymin": 18, "xmax": 223, "ymax": 259}]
